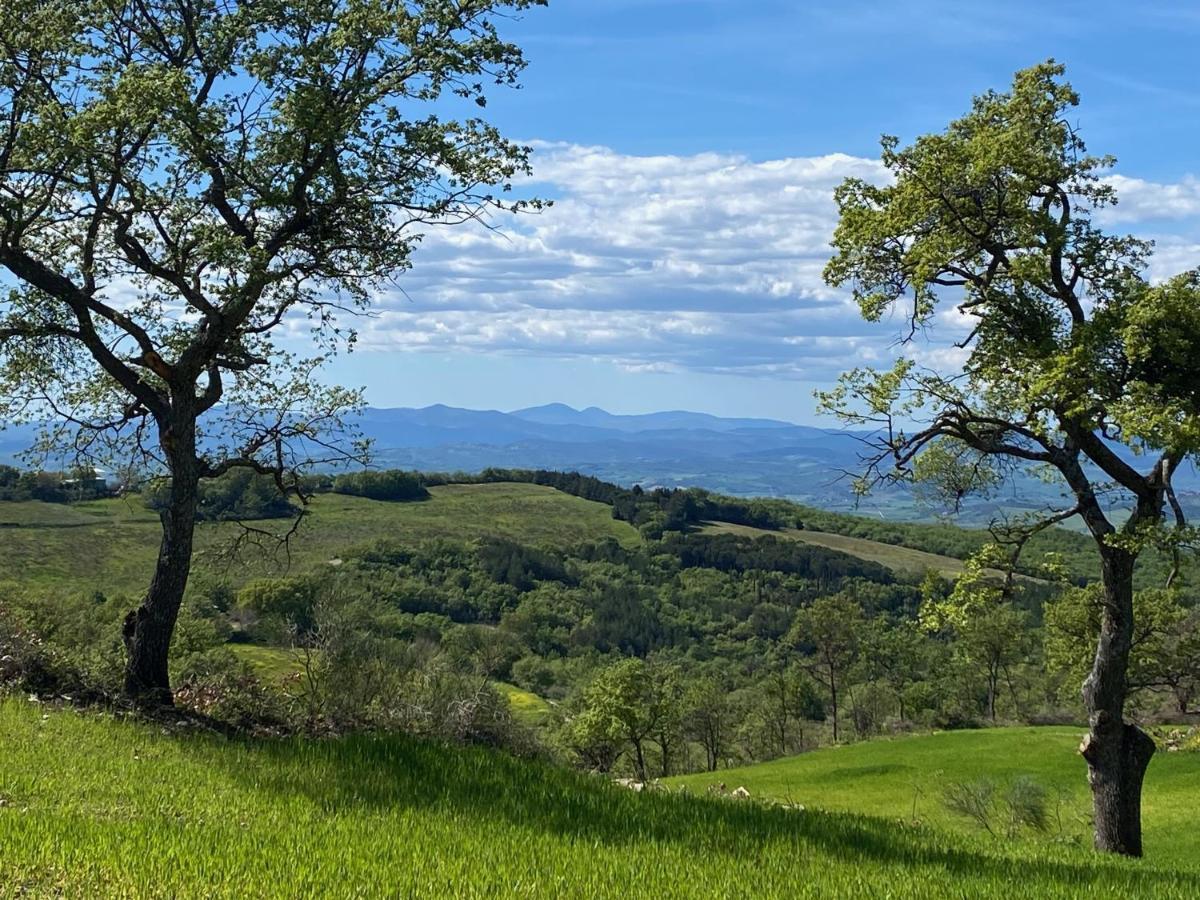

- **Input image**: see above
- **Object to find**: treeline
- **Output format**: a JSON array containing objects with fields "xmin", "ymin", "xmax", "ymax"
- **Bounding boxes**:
[
  {"xmin": 142, "ymin": 468, "xmax": 428, "ymax": 520},
  {"xmin": 422, "ymin": 468, "xmax": 801, "ymax": 536},
  {"xmin": 0, "ymin": 466, "xmax": 111, "ymax": 503},
  {"xmin": 5, "ymin": 512, "xmax": 1198, "ymax": 777}
]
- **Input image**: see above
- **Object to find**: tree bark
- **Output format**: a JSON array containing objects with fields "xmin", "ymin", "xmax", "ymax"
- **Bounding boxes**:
[
  {"xmin": 1081, "ymin": 549, "xmax": 1156, "ymax": 856},
  {"xmin": 122, "ymin": 421, "xmax": 199, "ymax": 706},
  {"xmin": 829, "ymin": 669, "xmax": 839, "ymax": 742},
  {"xmin": 632, "ymin": 738, "xmax": 647, "ymax": 783}
]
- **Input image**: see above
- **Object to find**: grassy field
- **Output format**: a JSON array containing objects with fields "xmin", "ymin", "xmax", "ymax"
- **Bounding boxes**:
[
  {"xmin": 494, "ymin": 682, "xmax": 555, "ymax": 727},
  {"xmin": 702, "ymin": 521, "xmax": 970, "ymax": 577},
  {"xmin": 669, "ymin": 727, "xmax": 1200, "ymax": 868},
  {"xmin": 0, "ymin": 484, "xmax": 641, "ymax": 597},
  {"xmin": 1, "ymin": 702, "xmax": 1197, "ymax": 898}
]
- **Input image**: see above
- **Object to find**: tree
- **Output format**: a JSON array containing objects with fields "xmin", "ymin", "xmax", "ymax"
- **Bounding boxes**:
[
  {"xmin": 684, "ymin": 676, "xmax": 732, "ymax": 772},
  {"xmin": 789, "ymin": 594, "xmax": 862, "ymax": 742},
  {"xmin": 858, "ymin": 615, "xmax": 930, "ymax": 723},
  {"xmin": 820, "ymin": 61, "xmax": 1200, "ymax": 855},
  {"xmin": 1046, "ymin": 586, "xmax": 1200, "ymax": 717},
  {"xmin": 0, "ymin": 0, "xmax": 544, "ymax": 704},
  {"xmin": 920, "ymin": 547, "xmax": 1034, "ymax": 723},
  {"xmin": 565, "ymin": 658, "xmax": 681, "ymax": 782}
]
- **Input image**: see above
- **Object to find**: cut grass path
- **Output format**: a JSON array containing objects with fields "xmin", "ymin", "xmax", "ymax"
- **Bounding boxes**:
[{"xmin": 668, "ymin": 727, "xmax": 1200, "ymax": 868}]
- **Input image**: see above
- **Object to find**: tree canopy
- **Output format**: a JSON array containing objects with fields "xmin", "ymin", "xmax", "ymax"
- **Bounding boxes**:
[
  {"xmin": 820, "ymin": 60, "xmax": 1200, "ymax": 857},
  {"xmin": 0, "ymin": 0, "xmax": 546, "ymax": 702}
]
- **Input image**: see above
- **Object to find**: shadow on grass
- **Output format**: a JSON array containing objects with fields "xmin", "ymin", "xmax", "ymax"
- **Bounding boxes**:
[{"xmin": 194, "ymin": 729, "xmax": 1197, "ymax": 893}]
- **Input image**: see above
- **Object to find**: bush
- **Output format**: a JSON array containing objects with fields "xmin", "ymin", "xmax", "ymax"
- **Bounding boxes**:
[
  {"xmin": 942, "ymin": 776, "xmax": 1050, "ymax": 839},
  {"xmin": 144, "ymin": 469, "xmax": 298, "ymax": 521},
  {"xmin": 237, "ymin": 577, "xmax": 320, "ymax": 641},
  {"xmin": 173, "ymin": 648, "xmax": 289, "ymax": 729}
]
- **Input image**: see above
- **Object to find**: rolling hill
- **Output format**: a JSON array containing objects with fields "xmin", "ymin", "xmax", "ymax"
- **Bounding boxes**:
[
  {"xmin": 2, "ymin": 700, "xmax": 1196, "ymax": 898},
  {"xmin": 0, "ymin": 483, "xmax": 641, "ymax": 596},
  {"xmin": 668, "ymin": 728, "xmax": 1200, "ymax": 869}
]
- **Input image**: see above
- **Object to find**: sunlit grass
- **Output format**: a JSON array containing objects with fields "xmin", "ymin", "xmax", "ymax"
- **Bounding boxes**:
[
  {"xmin": 1, "ymin": 701, "xmax": 1197, "ymax": 898},
  {"xmin": 668, "ymin": 727, "xmax": 1200, "ymax": 868}
]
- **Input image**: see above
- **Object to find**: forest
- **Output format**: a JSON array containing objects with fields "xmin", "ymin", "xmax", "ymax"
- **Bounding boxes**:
[{"xmin": 3, "ymin": 468, "xmax": 1196, "ymax": 784}]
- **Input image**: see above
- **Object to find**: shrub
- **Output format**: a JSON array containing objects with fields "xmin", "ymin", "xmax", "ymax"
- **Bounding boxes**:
[
  {"xmin": 173, "ymin": 648, "xmax": 289, "ymax": 729},
  {"xmin": 942, "ymin": 775, "xmax": 1050, "ymax": 839},
  {"xmin": 144, "ymin": 469, "xmax": 298, "ymax": 521},
  {"xmin": 332, "ymin": 470, "xmax": 429, "ymax": 502}
]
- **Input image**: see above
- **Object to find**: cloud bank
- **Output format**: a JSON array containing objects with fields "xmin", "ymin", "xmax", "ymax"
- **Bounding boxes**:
[{"xmin": 347, "ymin": 142, "xmax": 1200, "ymax": 379}]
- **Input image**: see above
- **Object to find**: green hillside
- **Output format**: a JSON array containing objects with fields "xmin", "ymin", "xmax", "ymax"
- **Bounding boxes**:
[
  {"xmin": 0, "ymin": 483, "xmax": 641, "ymax": 596},
  {"xmin": 669, "ymin": 727, "xmax": 1200, "ymax": 868},
  {"xmin": 702, "ymin": 521, "xmax": 971, "ymax": 577},
  {"xmin": 1, "ymin": 701, "xmax": 1196, "ymax": 899}
]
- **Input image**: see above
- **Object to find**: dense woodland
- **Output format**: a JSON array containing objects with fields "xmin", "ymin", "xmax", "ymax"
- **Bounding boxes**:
[{"xmin": 2, "ymin": 467, "xmax": 1196, "ymax": 782}]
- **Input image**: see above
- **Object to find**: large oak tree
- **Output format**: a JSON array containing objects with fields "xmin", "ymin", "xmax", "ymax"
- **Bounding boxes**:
[
  {"xmin": 0, "ymin": 0, "xmax": 544, "ymax": 705},
  {"xmin": 821, "ymin": 62, "xmax": 1200, "ymax": 856}
]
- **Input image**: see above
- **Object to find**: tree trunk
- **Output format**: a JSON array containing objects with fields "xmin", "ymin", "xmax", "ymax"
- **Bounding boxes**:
[
  {"xmin": 122, "ymin": 424, "xmax": 199, "ymax": 706},
  {"xmin": 829, "ymin": 670, "xmax": 839, "ymax": 742},
  {"xmin": 1080, "ymin": 549, "xmax": 1155, "ymax": 856},
  {"xmin": 632, "ymin": 739, "xmax": 647, "ymax": 783},
  {"xmin": 987, "ymin": 662, "xmax": 998, "ymax": 723}
]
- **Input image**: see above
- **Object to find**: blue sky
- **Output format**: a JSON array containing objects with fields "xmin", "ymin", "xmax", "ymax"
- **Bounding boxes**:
[{"xmin": 325, "ymin": 0, "xmax": 1200, "ymax": 423}]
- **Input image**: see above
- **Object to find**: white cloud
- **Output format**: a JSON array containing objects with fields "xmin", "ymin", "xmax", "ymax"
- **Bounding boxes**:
[
  {"xmin": 1101, "ymin": 174, "xmax": 1200, "ymax": 222},
  {"xmin": 348, "ymin": 143, "xmax": 1200, "ymax": 378}
]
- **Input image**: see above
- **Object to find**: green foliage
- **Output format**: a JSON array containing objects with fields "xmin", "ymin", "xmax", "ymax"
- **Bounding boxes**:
[
  {"xmin": 331, "ymin": 470, "xmax": 429, "ymax": 502},
  {"xmin": 562, "ymin": 658, "xmax": 683, "ymax": 780},
  {"xmin": 237, "ymin": 577, "xmax": 320, "ymax": 639},
  {"xmin": 145, "ymin": 469, "xmax": 298, "ymax": 521},
  {"xmin": 0, "ymin": 467, "xmax": 110, "ymax": 503},
  {"xmin": 1045, "ymin": 587, "xmax": 1200, "ymax": 714}
]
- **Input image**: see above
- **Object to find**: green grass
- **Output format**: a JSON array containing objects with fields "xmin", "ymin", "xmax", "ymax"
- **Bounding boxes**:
[
  {"xmin": 1, "ymin": 702, "xmax": 1197, "ymax": 898},
  {"xmin": 668, "ymin": 727, "xmax": 1200, "ymax": 868},
  {"xmin": 494, "ymin": 682, "xmax": 554, "ymax": 727},
  {"xmin": 0, "ymin": 484, "xmax": 641, "ymax": 596},
  {"xmin": 702, "ymin": 521, "xmax": 970, "ymax": 577},
  {"xmin": 227, "ymin": 644, "xmax": 309, "ymax": 684}
]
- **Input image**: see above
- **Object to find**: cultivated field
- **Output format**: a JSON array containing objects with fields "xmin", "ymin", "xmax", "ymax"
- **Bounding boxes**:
[{"xmin": 701, "ymin": 521, "xmax": 970, "ymax": 577}]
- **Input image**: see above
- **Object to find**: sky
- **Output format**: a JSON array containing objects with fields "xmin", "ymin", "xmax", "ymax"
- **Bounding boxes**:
[{"xmin": 323, "ymin": 0, "xmax": 1200, "ymax": 423}]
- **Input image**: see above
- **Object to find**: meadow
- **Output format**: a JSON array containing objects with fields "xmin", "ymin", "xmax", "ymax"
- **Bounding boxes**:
[
  {"xmin": 669, "ymin": 727, "xmax": 1200, "ymax": 868},
  {"xmin": 701, "ymin": 521, "xmax": 972, "ymax": 578},
  {"xmin": 2, "ymin": 699, "xmax": 1198, "ymax": 899},
  {"xmin": 0, "ymin": 483, "xmax": 642, "ymax": 596}
]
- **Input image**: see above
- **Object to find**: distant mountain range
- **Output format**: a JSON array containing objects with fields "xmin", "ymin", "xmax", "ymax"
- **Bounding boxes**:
[{"xmin": 4, "ymin": 402, "xmax": 1198, "ymax": 525}]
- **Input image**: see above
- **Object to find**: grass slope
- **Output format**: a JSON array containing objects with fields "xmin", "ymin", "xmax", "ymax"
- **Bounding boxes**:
[
  {"xmin": 702, "ymin": 521, "xmax": 969, "ymax": 577},
  {"xmin": 0, "ymin": 483, "xmax": 641, "ymax": 596},
  {"xmin": 669, "ymin": 727, "xmax": 1200, "ymax": 868},
  {"xmin": 1, "ymin": 702, "xmax": 1196, "ymax": 899}
]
